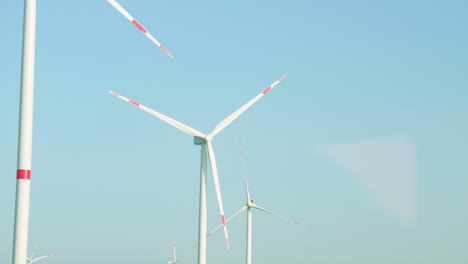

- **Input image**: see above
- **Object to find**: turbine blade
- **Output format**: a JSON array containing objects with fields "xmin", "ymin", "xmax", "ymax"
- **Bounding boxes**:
[
  {"xmin": 109, "ymin": 91, "xmax": 205, "ymax": 138},
  {"xmin": 30, "ymin": 247, "xmax": 36, "ymax": 259},
  {"xmin": 206, "ymin": 141, "xmax": 230, "ymax": 248},
  {"xmin": 31, "ymin": 253, "xmax": 55, "ymax": 262},
  {"xmin": 193, "ymin": 206, "xmax": 248, "ymax": 247},
  {"xmin": 106, "ymin": 0, "xmax": 174, "ymax": 58},
  {"xmin": 253, "ymin": 204, "xmax": 312, "ymax": 230},
  {"xmin": 210, "ymin": 75, "xmax": 287, "ymax": 137},
  {"xmin": 240, "ymin": 140, "xmax": 251, "ymax": 202}
]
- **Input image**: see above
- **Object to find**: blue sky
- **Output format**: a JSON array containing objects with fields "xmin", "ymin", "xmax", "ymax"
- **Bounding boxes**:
[{"xmin": 1, "ymin": 0, "xmax": 467, "ymax": 263}]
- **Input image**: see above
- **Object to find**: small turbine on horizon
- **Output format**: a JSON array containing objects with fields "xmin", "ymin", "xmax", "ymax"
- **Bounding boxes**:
[
  {"xmin": 26, "ymin": 248, "xmax": 55, "ymax": 264},
  {"xmin": 168, "ymin": 241, "xmax": 180, "ymax": 264},
  {"xmin": 194, "ymin": 143, "xmax": 310, "ymax": 264}
]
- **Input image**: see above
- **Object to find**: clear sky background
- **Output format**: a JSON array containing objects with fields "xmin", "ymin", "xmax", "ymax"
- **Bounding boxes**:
[{"xmin": 1, "ymin": 0, "xmax": 467, "ymax": 263}]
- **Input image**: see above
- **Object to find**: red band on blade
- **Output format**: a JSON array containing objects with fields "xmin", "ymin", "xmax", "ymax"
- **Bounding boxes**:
[
  {"xmin": 293, "ymin": 221, "xmax": 300, "ymax": 224},
  {"xmin": 262, "ymin": 86, "xmax": 272, "ymax": 94},
  {"xmin": 226, "ymin": 238, "xmax": 231, "ymax": 248},
  {"xmin": 206, "ymin": 233, "xmax": 212, "ymax": 237},
  {"xmin": 110, "ymin": 91, "xmax": 119, "ymax": 97},
  {"xmin": 132, "ymin": 20, "xmax": 147, "ymax": 33},
  {"xmin": 193, "ymin": 243, "xmax": 199, "ymax": 248},
  {"xmin": 17, "ymin": 169, "xmax": 31, "ymax": 180},
  {"xmin": 221, "ymin": 215, "xmax": 226, "ymax": 226},
  {"xmin": 159, "ymin": 45, "xmax": 173, "ymax": 57},
  {"xmin": 278, "ymin": 75, "xmax": 287, "ymax": 81},
  {"xmin": 129, "ymin": 100, "xmax": 140, "ymax": 107}
]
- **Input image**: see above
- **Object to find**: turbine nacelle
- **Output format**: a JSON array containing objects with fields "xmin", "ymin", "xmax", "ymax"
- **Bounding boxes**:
[
  {"xmin": 193, "ymin": 134, "xmax": 215, "ymax": 145},
  {"xmin": 193, "ymin": 134, "xmax": 214, "ymax": 145},
  {"xmin": 194, "ymin": 136, "xmax": 207, "ymax": 145}
]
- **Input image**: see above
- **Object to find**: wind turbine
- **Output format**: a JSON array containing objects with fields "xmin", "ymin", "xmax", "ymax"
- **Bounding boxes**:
[
  {"xmin": 168, "ymin": 241, "xmax": 179, "ymax": 264},
  {"xmin": 106, "ymin": 0, "xmax": 174, "ymax": 58},
  {"xmin": 109, "ymin": 75, "xmax": 287, "ymax": 264},
  {"xmin": 195, "ymin": 144, "xmax": 310, "ymax": 264},
  {"xmin": 26, "ymin": 248, "xmax": 55, "ymax": 264}
]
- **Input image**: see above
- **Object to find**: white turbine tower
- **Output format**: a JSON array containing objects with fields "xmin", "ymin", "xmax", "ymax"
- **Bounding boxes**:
[
  {"xmin": 109, "ymin": 75, "xmax": 287, "ymax": 264},
  {"xmin": 13, "ymin": 0, "xmax": 37, "ymax": 263},
  {"xmin": 26, "ymin": 248, "xmax": 55, "ymax": 264},
  {"xmin": 196, "ymin": 144, "xmax": 310, "ymax": 264},
  {"xmin": 168, "ymin": 241, "xmax": 179, "ymax": 264},
  {"xmin": 106, "ymin": 0, "xmax": 174, "ymax": 58}
]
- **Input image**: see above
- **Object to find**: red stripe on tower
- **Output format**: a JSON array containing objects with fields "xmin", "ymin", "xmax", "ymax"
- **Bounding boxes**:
[
  {"xmin": 221, "ymin": 215, "xmax": 226, "ymax": 226},
  {"xmin": 17, "ymin": 169, "xmax": 31, "ymax": 180},
  {"xmin": 132, "ymin": 20, "xmax": 147, "ymax": 33},
  {"xmin": 262, "ymin": 86, "xmax": 272, "ymax": 94}
]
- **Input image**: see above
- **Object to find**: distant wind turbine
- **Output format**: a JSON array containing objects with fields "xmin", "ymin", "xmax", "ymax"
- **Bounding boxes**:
[
  {"xmin": 26, "ymin": 248, "xmax": 55, "ymax": 264},
  {"xmin": 109, "ymin": 75, "xmax": 287, "ymax": 264},
  {"xmin": 194, "ymin": 143, "xmax": 310, "ymax": 264},
  {"xmin": 168, "ymin": 241, "xmax": 179, "ymax": 264}
]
